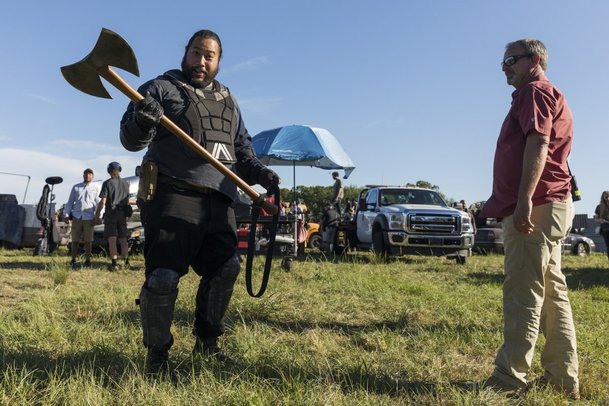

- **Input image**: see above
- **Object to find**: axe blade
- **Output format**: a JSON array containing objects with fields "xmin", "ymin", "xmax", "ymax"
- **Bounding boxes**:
[{"xmin": 60, "ymin": 28, "xmax": 140, "ymax": 99}]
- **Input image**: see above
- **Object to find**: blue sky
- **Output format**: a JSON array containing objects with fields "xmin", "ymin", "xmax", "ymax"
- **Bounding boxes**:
[{"xmin": 1, "ymin": 1, "xmax": 608, "ymax": 217}]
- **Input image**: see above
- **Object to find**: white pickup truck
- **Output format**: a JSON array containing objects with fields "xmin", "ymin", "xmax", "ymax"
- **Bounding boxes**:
[{"xmin": 336, "ymin": 186, "xmax": 475, "ymax": 264}]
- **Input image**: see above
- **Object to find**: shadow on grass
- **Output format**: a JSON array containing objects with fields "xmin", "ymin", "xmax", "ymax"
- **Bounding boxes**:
[
  {"xmin": 0, "ymin": 261, "xmax": 49, "ymax": 271},
  {"xmin": 294, "ymin": 250, "xmax": 423, "ymax": 265},
  {"xmin": 465, "ymin": 272, "xmax": 505, "ymax": 286},
  {"xmin": 0, "ymin": 344, "xmax": 139, "ymax": 383},
  {"xmin": 563, "ymin": 267, "xmax": 609, "ymax": 290},
  {"xmin": 234, "ymin": 311, "xmax": 499, "ymax": 340},
  {"xmin": 187, "ymin": 350, "xmax": 441, "ymax": 399},
  {"xmin": 464, "ymin": 267, "xmax": 609, "ymax": 290},
  {"xmin": 0, "ymin": 337, "xmax": 448, "ymax": 400}
]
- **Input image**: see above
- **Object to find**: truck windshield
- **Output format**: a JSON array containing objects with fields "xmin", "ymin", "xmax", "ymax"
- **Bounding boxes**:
[{"xmin": 379, "ymin": 189, "xmax": 446, "ymax": 206}]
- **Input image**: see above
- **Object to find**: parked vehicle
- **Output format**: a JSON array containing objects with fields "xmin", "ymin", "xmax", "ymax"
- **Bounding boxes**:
[
  {"xmin": 473, "ymin": 224, "xmax": 595, "ymax": 257},
  {"xmin": 306, "ymin": 222, "xmax": 321, "ymax": 249},
  {"xmin": 473, "ymin": 226, "xmax": 504, "ymax": 255},
  {"xmin": 562, "ymin": 233, "xmax": 595, "ymax": 256},
  {"xmin": 333, "ymin": 186, "xmax": 474, "ymax": 264},
  {"xmin": 0, "ymin": 195, "xmax": 47, "ymax": 249}
]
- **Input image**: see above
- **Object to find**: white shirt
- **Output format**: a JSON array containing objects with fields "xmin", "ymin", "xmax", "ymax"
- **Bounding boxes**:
[{"xmin": 64, "ymin": 182, "xmax": 101, "ymax": 220}]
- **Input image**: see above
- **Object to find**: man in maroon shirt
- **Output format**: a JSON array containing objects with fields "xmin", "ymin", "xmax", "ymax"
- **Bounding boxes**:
[{"xmin": 480, "ymin": 39, "xmax": 579, "ymax": 399}]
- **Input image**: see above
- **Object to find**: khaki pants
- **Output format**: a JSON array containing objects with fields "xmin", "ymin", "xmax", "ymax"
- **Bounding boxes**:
[
  {"xmin": 71, "ymin": 218, "xmax": 95, "ymax": 243},
  {"xmin": 493, "ymin": 199, "xmax": 578, "ymax": 391}
]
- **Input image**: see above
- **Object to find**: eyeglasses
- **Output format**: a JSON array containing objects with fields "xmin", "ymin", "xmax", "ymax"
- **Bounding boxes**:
[{"xmin": 501, "ymin": 54, "xmax": 532, "ymax": 67}]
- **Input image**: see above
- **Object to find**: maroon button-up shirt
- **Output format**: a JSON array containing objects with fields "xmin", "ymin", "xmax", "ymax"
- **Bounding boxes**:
[{"xmin": 481, "ymin": 73, "xmax": 573, "ymax": 219}]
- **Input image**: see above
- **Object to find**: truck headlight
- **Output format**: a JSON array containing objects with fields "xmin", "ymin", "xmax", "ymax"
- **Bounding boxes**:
[
  {"xmin": 389, "ymin": 213, "xmax": 405, "ymax": 230},
  {"xmin": 461, "ymin": 216, "xmax": 473, "ymax": 233}
]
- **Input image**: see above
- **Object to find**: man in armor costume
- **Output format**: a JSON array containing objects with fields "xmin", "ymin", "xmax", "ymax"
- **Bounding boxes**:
[{"xmin": 120, "ymin": 29, "xmax": 280, "ymax": 377}]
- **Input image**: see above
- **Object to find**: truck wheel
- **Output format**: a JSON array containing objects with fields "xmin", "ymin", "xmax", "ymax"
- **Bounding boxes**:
[
  {"xmin": 372, "ymin": 229, "xmax": 389, "ymax": 261},
  {"xmin": 309, "ymin": 233, "xmax": 322, "ymax": 249},
  {"xmin": 281, "ymin": 257, "xmax": 292, "ymax": 271}
]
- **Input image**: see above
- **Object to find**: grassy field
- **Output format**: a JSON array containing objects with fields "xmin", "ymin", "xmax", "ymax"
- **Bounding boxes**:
[{"xmin": 0, "ymin": 247, "xmax": 608, "ymax": 405}]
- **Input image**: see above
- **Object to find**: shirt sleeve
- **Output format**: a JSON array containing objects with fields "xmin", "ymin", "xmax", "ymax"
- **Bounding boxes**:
[
  {"xmin": 64, "ymin": 186, "xmax": 76, "ymax": 215},
  {"xmin": 516, "ymin": 84, "xmax": 557, "ymax": 138},
  {"xmin": 99, "ymin": 181, "xmax": 108, "ymax": 199}
]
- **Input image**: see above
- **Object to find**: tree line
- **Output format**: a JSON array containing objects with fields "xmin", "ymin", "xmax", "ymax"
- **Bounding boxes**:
[{"xmin": 279, "ymin": 180, "xmax": 453, "ymax": 223}]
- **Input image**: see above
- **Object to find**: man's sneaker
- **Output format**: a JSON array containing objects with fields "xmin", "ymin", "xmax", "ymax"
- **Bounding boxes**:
[
  {"xmin": 70, "ymin": 259, "xmax": 78, "ymax": 270},
  {"xmin": 192, "ymin": 337, "xmax": 235, "ymax": 363},
  {"xmin": 481, "ymin": 375, "xmax": 523, "ymax": 398},
  {"xmin": 83, "ymin": 259, "xmax": 92, "ymax": 268},
  {"xmin": 146, "ymin": 347, "xmax": 177, "ymax": 383},
  {"xmin": 108, "ymin": 263, "xmax": 119, "ymax": 272}
]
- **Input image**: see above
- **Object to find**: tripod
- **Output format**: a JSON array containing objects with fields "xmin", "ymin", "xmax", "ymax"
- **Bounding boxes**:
[{"xmin": 33, "ymin": 176, "xmax": 63, "ymax": 256}]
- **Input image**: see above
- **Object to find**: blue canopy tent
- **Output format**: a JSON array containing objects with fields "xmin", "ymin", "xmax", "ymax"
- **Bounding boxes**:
[
  {"xmin": 252, "ymin": 125, "xmax": 355, "ymax": 179},
  {"xmin": 252, "ymin": 125, "xmax": 356, "ymax": 256}
]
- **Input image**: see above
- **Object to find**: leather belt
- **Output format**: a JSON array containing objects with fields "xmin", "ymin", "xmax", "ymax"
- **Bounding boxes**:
[{"xmin": 157, "ymin": 174, "xmax": 215, "ymax": 194}]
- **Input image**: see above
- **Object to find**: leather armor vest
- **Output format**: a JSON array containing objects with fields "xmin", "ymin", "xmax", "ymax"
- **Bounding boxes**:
[{"xmin": 165, "ymin": 72, "xmax": 237, "ymax": 164}]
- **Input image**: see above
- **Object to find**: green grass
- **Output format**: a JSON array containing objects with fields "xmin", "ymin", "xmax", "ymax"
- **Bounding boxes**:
[{"xmin": 1, "ymin": 247, "xmax": 608, "ymax": 405}]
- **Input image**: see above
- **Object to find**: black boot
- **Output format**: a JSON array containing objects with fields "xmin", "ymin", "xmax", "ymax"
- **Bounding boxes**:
[
  {"xmin": 146, "ymin": 346, "xmax": 177, "ymax": 383},
  {"xmin": 192, "ymin": 337, "xmax": 235, "ymax": 363}
]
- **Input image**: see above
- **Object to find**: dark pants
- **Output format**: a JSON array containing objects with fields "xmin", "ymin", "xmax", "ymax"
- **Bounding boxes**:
[
  {"xmin": 103, "ymin": 208, "xmax": 127, "ymax": 238},
  {"xmin": 600, "ymin": 225, "xmax": 609, "ymax": 260},
  {"xmin": 333, "ymin": 200, "xmax": 342, "ymax": 215},
  {"xmin": 141, "ymin": 182, "xmax": 238, "ymax": 339}
]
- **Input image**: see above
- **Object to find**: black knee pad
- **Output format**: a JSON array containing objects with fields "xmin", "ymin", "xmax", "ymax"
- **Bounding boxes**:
[
  {"xmin": 147, "ymin": 267, "xmax": 180, "ymax": 294},
  {"xmin": 218, "ymin": 255, "xmax": 240, "ymax": 282}
]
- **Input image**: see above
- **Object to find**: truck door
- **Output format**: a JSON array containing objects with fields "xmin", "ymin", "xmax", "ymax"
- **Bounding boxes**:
[{"xmin": 356, "ymin": 189, "xmax": 378, "ymax": 243}]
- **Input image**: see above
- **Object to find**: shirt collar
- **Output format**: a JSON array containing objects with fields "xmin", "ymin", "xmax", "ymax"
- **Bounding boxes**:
[{"xmin": 512, "ymin": 72, "xmax": 548, "ymax": 98}]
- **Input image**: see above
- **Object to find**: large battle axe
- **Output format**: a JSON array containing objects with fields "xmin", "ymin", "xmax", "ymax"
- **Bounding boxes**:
[{"xmin": 61, "ymin": 28, "xmax": 277, "ymax": 215}]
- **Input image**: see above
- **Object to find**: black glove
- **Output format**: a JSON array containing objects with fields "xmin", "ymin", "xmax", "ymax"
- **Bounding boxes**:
[
  {"xmin": 134, "ymin": 94, "xmax": 163, "ymax": 128},
  {"xmin": 258, "ymin": 167, "xmax": 280, "ymax": 190}
]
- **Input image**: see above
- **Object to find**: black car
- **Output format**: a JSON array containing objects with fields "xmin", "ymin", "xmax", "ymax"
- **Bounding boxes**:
[
  {"xmin": 473, "ymin": 226, "xmax": 504, "ymax": 255},
  {"xmin": 473, "ymin": 225, "xmax": 595, "ymax": 257}
]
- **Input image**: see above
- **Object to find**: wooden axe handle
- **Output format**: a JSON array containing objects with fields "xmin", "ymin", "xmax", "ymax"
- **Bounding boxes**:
[{"xmin": 97, "ymin": 65, "xmax": 278, "ymax": 215}]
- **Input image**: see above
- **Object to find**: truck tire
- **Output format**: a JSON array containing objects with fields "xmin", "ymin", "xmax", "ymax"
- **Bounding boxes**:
[
  {"xmin": 309, "ymin": 233, "xmax": 322, "ymax": 250},
  {"xmin": 455, "ymin": 255, "xmax": 467, "ymax": 265},
  {"xmin": 372, "ymin": 229, "xmax": 389, "ymax": 261}
]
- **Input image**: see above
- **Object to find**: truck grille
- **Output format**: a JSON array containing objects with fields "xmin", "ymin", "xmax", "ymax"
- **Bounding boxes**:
[{"xmin": 407, "ymin": 213, "xmax": 459, "ymax": 234}]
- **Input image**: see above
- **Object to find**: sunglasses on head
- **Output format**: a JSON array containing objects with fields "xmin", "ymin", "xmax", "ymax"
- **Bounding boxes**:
[{"xmin": 501, "ymin": 54, "xmax": 532, "ymax": 67}]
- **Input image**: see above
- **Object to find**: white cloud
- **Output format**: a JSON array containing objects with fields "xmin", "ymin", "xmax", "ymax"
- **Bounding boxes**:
[
  {"xmin": 48, "ymin": 139, "xmax": 126, "ymax": 154},
  {"xmin": 0, "ymin": 148, "xmax": 144, "ymax": 206},
  {"xmin": 238, "ymin": 97, "xmax": 284, "ymax": 113},
  {"xmin": 25, "ymin": 93, "xmax": 57, "ymax": 105},
  {"xmin": 224, "ymin": 56, "xmax": 270, "ymax": 74}
]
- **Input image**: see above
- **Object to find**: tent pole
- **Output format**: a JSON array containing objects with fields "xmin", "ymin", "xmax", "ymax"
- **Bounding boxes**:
[{"xmin": 293, "ymin": 161, "xmax": 297, "ymax": 257}]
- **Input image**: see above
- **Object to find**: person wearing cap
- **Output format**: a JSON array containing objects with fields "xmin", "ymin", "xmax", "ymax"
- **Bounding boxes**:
[
  {"xmin": 94, "ymin": 162, "xmax": 131, "ymax": 272},
  {"xmin": 64, "ymin": 168, "xmax": 101, "ymax": 269},
  {"xmin": 331, "ymin": 171, "xmax": 344, "ymax": 214}
]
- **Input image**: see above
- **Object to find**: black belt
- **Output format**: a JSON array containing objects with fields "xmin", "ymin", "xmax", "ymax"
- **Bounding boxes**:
[{"xmin": 157, "ymin": 174, "xmax": 215, "ymax": 194}]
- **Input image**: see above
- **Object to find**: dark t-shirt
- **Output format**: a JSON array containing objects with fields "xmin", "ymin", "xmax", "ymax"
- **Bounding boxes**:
[{"xmin": 100, "ymin": 178, "xmax": 130, "ymax": 211}]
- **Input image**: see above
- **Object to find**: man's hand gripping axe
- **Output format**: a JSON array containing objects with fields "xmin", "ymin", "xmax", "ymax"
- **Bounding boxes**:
[{"xmin": 60, "ymin": 28, "xmax": 277, "ymax": 215}]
